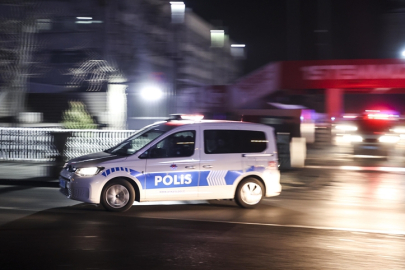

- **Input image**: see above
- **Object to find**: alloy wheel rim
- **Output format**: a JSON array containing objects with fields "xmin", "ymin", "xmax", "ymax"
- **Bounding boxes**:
[
  {"xmin": 240, "ymin": 182, "xmax": 262, "ymax": 205},
  {"xmin": 106, "ymin": 184, "xmax": 130, "ymax": 208}
]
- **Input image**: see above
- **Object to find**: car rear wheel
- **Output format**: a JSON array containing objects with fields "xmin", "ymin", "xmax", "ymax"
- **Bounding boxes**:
[
  {"xmin": 235, "ymin": 178, "xmax": 264, "ymax": 208},
  {"xmin": 101, "ymin": 179, "xmax": 135, "ymax": 212}
]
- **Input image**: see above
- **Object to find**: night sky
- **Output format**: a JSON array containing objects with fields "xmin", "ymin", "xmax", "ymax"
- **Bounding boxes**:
[{"xmin": 185, "ymin": 0, "xmax": 400, "ymax": 75}]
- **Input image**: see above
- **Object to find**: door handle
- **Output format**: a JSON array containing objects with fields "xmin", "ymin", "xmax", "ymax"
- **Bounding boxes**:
[
  {"xmin": 185, "ymin": 166, "xmax": 195, "ymax": 169},
  {"xmin": 203, "ymin": 165, "xmax": 213, "ymax": 169},
  {"xmin": 242, "ymin": 154, "xmax": 273, "ymax": 157}
]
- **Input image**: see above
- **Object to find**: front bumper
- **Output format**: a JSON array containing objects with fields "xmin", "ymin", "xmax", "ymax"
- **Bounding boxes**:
[
  {"xmin": 59, "ymin": 170, "xmax": 101, "ymax": 204},
  {"xmin": 59, "ymin": 176, "xmax": 92, "ymax": 202},
  {"xmin": 352, "ymin": 143, "xmax": 390, "ymax": 156}
]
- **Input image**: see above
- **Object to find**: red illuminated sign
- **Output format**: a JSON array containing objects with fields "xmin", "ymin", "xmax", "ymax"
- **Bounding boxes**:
[{"xmin": 280, "ymin": 59, "xmax": 405, "ymax": 89}]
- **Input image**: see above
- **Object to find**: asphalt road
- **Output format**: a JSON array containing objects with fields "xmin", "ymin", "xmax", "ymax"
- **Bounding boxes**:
[
  {"xmin": 0, "ymin": 163, "xmax": 405, "ymax": 269},
  {"xmin": 1, "ymin": 205, "xmax": 404, "ymax": 270}
]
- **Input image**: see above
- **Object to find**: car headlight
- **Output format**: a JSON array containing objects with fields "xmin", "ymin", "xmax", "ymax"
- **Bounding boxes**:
[
  {"xmin": 378, "ymin": 135, "xmax": 400, "ymax": 143},
  {"xmin": 349, "ymin": 135, "xmax": 363, "ymax": 142},
  {"xmin": 75, "ymin": 167, "xmax": 104, "ymax": 177},
  {"xmin": 335, "ymin": 125, "xmax": 358, "ymax": 131},
  {"xmin": 391, "ymin": 127, "xmax": 405, "ymax": 134}
]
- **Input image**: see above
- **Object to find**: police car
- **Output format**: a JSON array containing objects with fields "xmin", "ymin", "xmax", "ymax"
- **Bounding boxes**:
[
  {"xmin": 334, "ymin": 110, "xmax": 404, "ymax": 157},
  {"xmin": 59, "ymin": 115, "xmax": 281, "ymax": 212}
]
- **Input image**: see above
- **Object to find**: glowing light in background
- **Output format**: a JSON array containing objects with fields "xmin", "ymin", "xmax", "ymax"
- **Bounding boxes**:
[
  {"xmin": 378, "ymin": 135, "xmax": 400, "ymax": 143},
  {"xmin": 340, "ymin": 166, "xmax": 362, "ymax": 171},
  {"xmin": 335, "ymin": 124, "xmax": 358, "ymax": 131},
  {"xmin": 170, "ymin": 2, "xmax": 185, "ymax": 24},
  {"xmin": 140, "ymin": 86, "xmax": 163, "ymax": 101},
  {"xmin": 367, "ymin": 113, "xmax": 398, "ymax": 120},
  {"xmin": 349, "ymin": 135, "xmax": 363, "ymax": 142},
  {"xmin": 75, "ymin": 17, "xmax": 103, "ymax": 24},
  {"xmin": 391, "ymin": 127, "xmax": 405, "ymax": 134},
  {"xmin": 231, "ymin": 44, "xmax": 246, "ymax": 58},
  {"xmin": 377, "ymin": 185, "xmax": 398, "ymax": 200},
  {"xmin": 211, "ymin": 30, "xmax": 225, "ymax": 47}
]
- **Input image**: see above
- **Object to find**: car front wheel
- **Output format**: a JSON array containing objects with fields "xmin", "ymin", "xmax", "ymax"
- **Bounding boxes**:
[
  {"xmin": 235, "ymin": 178, "xmax": 264, "ymax": 208},
  {"xmin": 101, "ymin": 179, "xmax": 135, "ymax": 212}
]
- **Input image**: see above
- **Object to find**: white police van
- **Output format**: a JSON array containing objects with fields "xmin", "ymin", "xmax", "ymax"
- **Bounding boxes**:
[{"xmin": 59, "ymin": 115, "xmax": 281, "ymax": 212}]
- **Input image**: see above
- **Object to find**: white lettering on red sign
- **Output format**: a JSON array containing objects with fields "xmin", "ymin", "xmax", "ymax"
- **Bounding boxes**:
[{"xmin": 301, "ymin": 64, "xmax": 405, "ymax": 80}]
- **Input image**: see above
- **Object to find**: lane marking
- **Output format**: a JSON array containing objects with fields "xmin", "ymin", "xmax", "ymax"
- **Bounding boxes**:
[
  {"xmin": 2, "ymin": 202, "xmax": 404, "ymax": 236},
  {"xmin": 0, "ymin": 206, "xmax": 18, "ymax": 210},
  {"xmin": 0, "ymin": 206, "xmax": 38, "ymax": 211},
  {"xmin": 137, "ymin": 215, "xmax": 405, "ymax": 236}
]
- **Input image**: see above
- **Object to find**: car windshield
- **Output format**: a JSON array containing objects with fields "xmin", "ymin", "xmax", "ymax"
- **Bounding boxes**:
[{"xmin": 104, "ymin": 123, "xmax": 174, "ymax": 156}]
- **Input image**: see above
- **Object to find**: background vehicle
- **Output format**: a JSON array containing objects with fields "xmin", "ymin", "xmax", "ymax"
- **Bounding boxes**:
[{"xmin": 334, "ymin": 110, "xmax": 405, "ymax": 158}]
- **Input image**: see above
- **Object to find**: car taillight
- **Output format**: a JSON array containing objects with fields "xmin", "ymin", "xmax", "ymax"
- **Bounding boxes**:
[{"xmin": 268, "ymin": 161, "xmax": 277, "ymax": 168}]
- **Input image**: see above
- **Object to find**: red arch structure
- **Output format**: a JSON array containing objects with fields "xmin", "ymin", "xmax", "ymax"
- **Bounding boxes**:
[{"xmin": 232, "ymin": 59, "xmax": 405, "ymax": 119}]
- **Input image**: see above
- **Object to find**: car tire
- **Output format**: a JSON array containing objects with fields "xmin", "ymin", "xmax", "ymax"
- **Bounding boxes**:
[
  {"xmin": 235, "ymin": 178, "xmax": 264, "ymax": 208},
  {"xmin": 101, "ymin": 179, "xmax": 135, "ymax": 212}
]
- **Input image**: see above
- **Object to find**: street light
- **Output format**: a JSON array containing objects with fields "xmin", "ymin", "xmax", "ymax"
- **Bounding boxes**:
[{"xmin": 401, "ymin": 49, "xmax": 405, "ymax": 58}]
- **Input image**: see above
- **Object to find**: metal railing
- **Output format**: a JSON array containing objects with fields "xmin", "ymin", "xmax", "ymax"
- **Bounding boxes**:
[{"xmin": 0, "ymin": 128, "xmax": 137, "ymax": 162}]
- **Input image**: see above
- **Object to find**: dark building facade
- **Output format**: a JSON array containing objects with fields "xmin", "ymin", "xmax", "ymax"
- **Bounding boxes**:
[{"xmin": 0, "ymin": 0, "xmax": 242, "ymax": 129}]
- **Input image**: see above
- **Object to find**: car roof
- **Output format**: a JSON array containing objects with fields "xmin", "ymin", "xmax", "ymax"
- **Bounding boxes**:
[{"xmin": 160, "ymin": 120, "xmax": 272, "ymax": 129}]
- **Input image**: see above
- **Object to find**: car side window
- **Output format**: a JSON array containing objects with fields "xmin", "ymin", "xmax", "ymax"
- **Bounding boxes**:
[
  {"xmin": 143, "ymin": 131, "xmax": 196, "ymax": 159},
  {"xmin": 204, "ymin": 130, "xmax": 267, "ymax": 154},
  {"xmin": 204, "ymin": 130, "xmax": 234, "ymax": 154}
]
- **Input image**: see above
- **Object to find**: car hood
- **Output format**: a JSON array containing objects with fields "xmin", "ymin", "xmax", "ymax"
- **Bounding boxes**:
[{"xmin": 68, "ymin": 152, "xmax": 124, "ymax": 167}]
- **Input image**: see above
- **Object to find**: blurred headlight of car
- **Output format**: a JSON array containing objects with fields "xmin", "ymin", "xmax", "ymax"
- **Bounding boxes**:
[
  {"xmin": 390, "ymin": 127, "xmax": 405, "ymax": 134},
  {"xmin": 335, "ymin": 125, "xmax": 358, "ymax": 131},
  {"xmin": 75, "ymin": 167, "xmax": 104, "ymax": 177},
  {"xmin": 378, "ymin": 135, "xmax": 400, "ymax": 143},
  {"xmin": 349, "ymin": 135, "xmax": 363, "ymax": 142}
]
